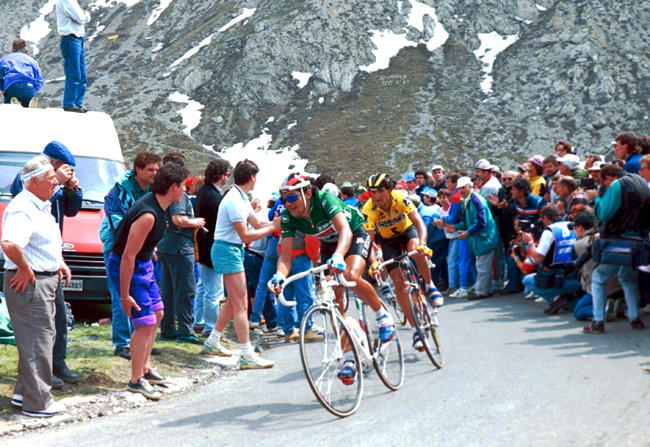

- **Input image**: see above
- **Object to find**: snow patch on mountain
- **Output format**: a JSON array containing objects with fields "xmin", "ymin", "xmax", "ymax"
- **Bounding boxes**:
[
  {"xmin": 219, "ymin": 8, "xmax": 256, "ymax": 33},
  {"xmin": 169, "ymin": 92, "xmax": 204, "ymax": 137},
  {"xmin": 170, "ymin": 34, "xmax": 214, "ymax": 68},
  {"xmin": 19, "ymin": 0, "xmax": 57, "ymax": 55},
  {"xmin": 292, "ymin": 72, "xmax": 312, "ymax": 88},
  {"xmin": 148, "ymin": 0, "xmax": 175, "ymax": 26},
  {"xmin": 473, "ymin": 32, "xmax": 519, "ymax": 94}
]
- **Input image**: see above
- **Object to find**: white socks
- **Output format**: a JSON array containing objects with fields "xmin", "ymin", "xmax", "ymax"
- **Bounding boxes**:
[
  {"xmin": 241, "ymin": 342, "xmax": 255, "ymax": 359},
  {"xmin": 207, "ymin": 330, "xmax": 222, "ymax": 347},
  {"xmin": 375, "ymin": 307, "xmax": 388, "ymax": 320}
]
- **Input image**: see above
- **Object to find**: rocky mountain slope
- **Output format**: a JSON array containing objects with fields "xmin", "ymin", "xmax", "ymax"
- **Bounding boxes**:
[{"xmin": 2, "ymin": 0, "xmax": 649, "ymax": 183}]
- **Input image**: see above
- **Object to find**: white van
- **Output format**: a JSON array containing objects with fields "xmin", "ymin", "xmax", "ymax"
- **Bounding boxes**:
[{"xmin": 0, "ymin": 104, "xmax": 126, "ymax": 300}]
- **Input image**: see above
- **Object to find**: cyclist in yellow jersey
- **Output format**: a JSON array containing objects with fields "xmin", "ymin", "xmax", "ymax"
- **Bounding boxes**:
[{"xmin": 363, "ymin": 173, "xmax": 444, "ymax": 351}]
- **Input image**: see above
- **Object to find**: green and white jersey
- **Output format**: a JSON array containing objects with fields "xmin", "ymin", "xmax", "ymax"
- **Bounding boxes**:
[{"xmin": 281, "ymin": 190, "xmax": 365, "ymax": 244}]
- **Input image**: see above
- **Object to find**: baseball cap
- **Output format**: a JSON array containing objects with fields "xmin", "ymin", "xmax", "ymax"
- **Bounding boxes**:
[
  {"xmin": 557, "ymin": 154, "xmax": 580, "ymax": 170},
  {"xmin": 528, "ymin": 155, "xmax": 545, "ymax": 167},
  {"xmin": 43, "ymin": 141, "xmax": 76, "ymax": 166},
  {"xmin": 355, "ymin": 185, "xmax": 367, "ymax": 195},
  {"xmin": 588, "ymin": 161, "xmax": 607, "ymax": 171},
  {"xmin": 341, "ymin": 182, "xmax": 352, "ymax": 187},
  {"xmin": 457, "ymin": 177, "xmax": 473, "ymax": 188},
  {"xmin": 322, "ymin": 183, "xmax": 339, "ymax": 197},
  {"xmin": 406, "ymin": 172, "xmax": 416, "ymax": 182},
  {"xmin": 475, "ymin": 159, "xmax": 491, "ymax": 171},
  {"xmin": 491, "ymin": 165, "xmax": 500, "ymax": 173},
  {"xmin": 185, "ymin": 177, "xmax": 195, "ymax": 188},
  {"xmin": 421, "ymin": 187, "xmax": 438, "ymax": 198},
  {"xmin": 431, "ymin": 165, "xmax": 444, "ymax": 172}
]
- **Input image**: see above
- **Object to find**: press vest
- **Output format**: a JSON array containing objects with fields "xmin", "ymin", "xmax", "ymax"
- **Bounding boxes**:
[{"xmin": 543, "ymin": 221, "xmax": 576, "ymax": 268}]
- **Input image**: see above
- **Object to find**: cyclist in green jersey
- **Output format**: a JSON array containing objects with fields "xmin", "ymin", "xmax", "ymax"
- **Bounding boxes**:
[{"xmin": 269, "ymin": 174, "xmax": 396, "ymax": 384}]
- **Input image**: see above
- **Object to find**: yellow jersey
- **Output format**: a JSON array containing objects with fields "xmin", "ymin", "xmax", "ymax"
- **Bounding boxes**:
[{"xmin": 362, "ymin": 190, "xmax": 416, "ymax": 239}]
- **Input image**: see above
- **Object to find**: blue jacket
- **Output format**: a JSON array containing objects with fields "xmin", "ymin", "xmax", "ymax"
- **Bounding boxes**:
[
  {"xmin": 454, "ymin": 191, "xmax": 498, "ymax": 256},
  {"xmin": 624, "ymin": 153, "xmax": 643, "ymax": 175},
  {"xmin": 343, "ymin": 197, "xmax": 359, "ymax": 208},
  {"xmin": 0, "ymin": 52, "xmax": 43, "ymax": 93},
  {"xmin": 418, "ymin": 204, "xmax": 445, "ymax": 245},
  {"xmin": 11, "ymin": 172, "xmax": 82, "ymax": 233}
]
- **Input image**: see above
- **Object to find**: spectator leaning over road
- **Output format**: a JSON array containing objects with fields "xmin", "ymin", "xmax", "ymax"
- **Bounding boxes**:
[
  {"xmin": 2, "ymin": 155, "xmax": 72, "ymax": 418},
  {"xmin": 157, "ymin": 152, "xmax": 205, "ymax": 345},
  {"xmin": 100, "ymin": 151, "xmax": 162, "ymax": 360},
  {"xmin": 614, "ymin": 132, "xmax": 642, "ymax": 174},
  {"xmin": 430, "ymin": 165, "xmax": 446, "ymax": 191},
  {"xmin": 451, "ymin": 176, "xmax": 498, "ymax": 300},
  {"xmin": 0, "ymin": 39, "xmax": 43, "ymax": 107},
  {"xmin": 557, "ymin": 154, "xmax": 589, "ymax": 181},
  {"xmin": 585, "ymin": 163, "xmax": 650, "ymax": 334},
  {"xmin": 56, "ymin": 0, "xmax": 91, "ymax": 113},
  {"xmin": 107, "ymin": 163, "xmax": 191, "ymax": 399},
  {"xmin": 194, "ymin": 158, "xmax": 230, "ymax": 338},
  {"xmin": 11, "ymin": 141, "xmax": 82, "ymax": 386},
  {"xmin": 420, "ymin": 187, "xmax": 448, "ymax": 290},
  {"xmin": 519, "ymin": 204, "xmax": 580, "ymax": 314},
  {"xmin": 201, "ymin": 160, "xmax": 280, "ymax": 369}
]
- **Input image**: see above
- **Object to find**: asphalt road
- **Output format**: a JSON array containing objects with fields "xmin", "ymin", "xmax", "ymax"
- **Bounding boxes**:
[{"xmin": 6, "ymin": 294, "xmax": 650, "ymax": 447}]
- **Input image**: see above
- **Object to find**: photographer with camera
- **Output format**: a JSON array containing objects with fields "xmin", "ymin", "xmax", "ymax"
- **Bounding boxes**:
[
  {"xmin": 519, "ymin": 204, "xmax": 580, "ymax": 314},
  {"xmin": 585, "ymin": 163, "xmax": 650, "ymax": 333}
]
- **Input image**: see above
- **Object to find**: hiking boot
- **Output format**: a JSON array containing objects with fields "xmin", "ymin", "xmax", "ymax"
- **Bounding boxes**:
[
  {"xmin": 412, "ymin": 332, "xmax": 424, "ymax": 352},
  {"xmin": 427, "ymin": 287, "xmax": 444, "ymax": 307},
  {"xmin": 127, "ymin": 377, "xmax": 161, "ymax": 400},
  {"xmin": 449, "ymin": 288, "xmax": 469, "ymax": 299},
  {"xmin": 583, "ymin": 320, "xmax": 605, "ymax": 334},
  {"xmin": 143, "ymin": 368, "xmax": 168, "ymax": 385},
  {"xmin": 201, "ymin": 341, "xmax": 234, "ymax": 357},
  {"xmin": 53, "ymin": 365, "xmax": 81, "ymax": 384},
  {"xmin": 177, "ymin": 334, "xmax": 203, "ymax": 345},
  {"xmin": 51, "ymin": 375, "xmax": 64, "ymax": 389},
  {"xmin": 240, "ymin": 353, "xmax": 275, "ymax": 370},
  {"xmin": 376, "ymin": 314, "xmax": 395, "ymax": 343},
  {"xmin": 303, "ymin": 328, "xmax": 324, "ymax": 342},
  {"xmin": 285, "ymin": 328, "xmax": 299, "ymax": 343},
  {"xmin": 337, "ymin": 359, "xmax": 357, "ymax": 385},
  {"xmin": 631, "ymin": 318, "xmax": 645, "ymax": 330}
]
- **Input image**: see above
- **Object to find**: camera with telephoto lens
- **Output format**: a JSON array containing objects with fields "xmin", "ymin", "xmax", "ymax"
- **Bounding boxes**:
[{"xmin": 517, "ymin": 219, "xmax": 545, "ymax": 242}]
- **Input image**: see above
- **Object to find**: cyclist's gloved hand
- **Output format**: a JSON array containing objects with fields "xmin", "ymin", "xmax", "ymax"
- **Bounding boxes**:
[
  {"xmin": 416, "ymin": 243, "xmax": 432, "ymax": 257},
  {"xmin": 327, "ymin": 253, "xmax": 346, "ymax": 272},
  {"xmin": 368, "ymin": 261, "xmax": 381, "ymax": 277},
  {"xmin": 268, "ymin": 272, "xmax": 286, "ymax": 294},
  {"xmin": 375, "ymin": 249, "xmax": 383, "ymax": 262}
]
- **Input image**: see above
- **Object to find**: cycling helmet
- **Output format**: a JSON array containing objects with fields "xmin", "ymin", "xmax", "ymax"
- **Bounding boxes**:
[
  {"xmin": 279, "ymin": 173, "xmax": 311, "ymax": 195},
  {"xmin": 367, "ymin": 173, "xmax": 392, "ymax": 190}
]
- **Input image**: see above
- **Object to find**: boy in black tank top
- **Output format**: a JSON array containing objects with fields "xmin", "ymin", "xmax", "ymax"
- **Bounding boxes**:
[{"xmin": 107, "ymin": 163, "xmax": 190, "ymax": 400}]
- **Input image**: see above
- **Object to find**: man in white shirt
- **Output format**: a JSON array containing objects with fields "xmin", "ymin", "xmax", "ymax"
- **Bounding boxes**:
[
  {"xmin": 56, "ymin": 0, "xmax": 91, "ymax": 113},
  {"xmin": 1, "ymin": 156, "xmax": 71, "ymax": 418}
]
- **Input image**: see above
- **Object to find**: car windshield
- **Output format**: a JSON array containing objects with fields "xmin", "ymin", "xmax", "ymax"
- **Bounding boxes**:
[{"xmin": 0, "ymin": 152, "xmax": 124, "ymax": 204}]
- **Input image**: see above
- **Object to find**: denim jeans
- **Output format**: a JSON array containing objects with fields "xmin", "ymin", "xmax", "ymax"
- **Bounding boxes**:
[
  {"xmin": 195, "ymin": 263, "xmax": 223, "ymax": 335},
  {"xmin": 60, "ymin": 35, "xmax": 86, "ymax": 108},
  {"xmin": 159, "ymin": 252, "xmax": 196, "ymax": 337},
  {"xmin": 430, "ymin": 238, "xmax": 449, "ymax": 288},
  {"xmin": 278, "ymin": 254, "xmax": 314, "ymax": 333},
  {"xmin": 592, "ymin": 264, "xmax": 640, "ymax": 322},
  {"xmin": 522, "ymin": 273, "xmax": 581, "ymax": 304},
  {"xmin": 458, "ymin": 238, "xmax": 476, "ymax": 288},
  {"xmin": 475, "ymin": 250, "xmax": 495, "ymax": 296},
  {"xmin": 251, "ymin": 238, "xmax": 279, "ymax": 325},
  {"xmin": 447, "ymin": 238, "xmax": 460, "ymax": 289},
  {"xmin": 573, "ymin": 293, "xmax": 593, "ymax": 321},
  {"xmin": 245, "ymin": 249, "xmax": 277, "ymax": 329},
  {"xmin": 505, "ymin": 255, "xmax": 523, "ymax": 292},
  {"xmin": 103, "ymin": 251, "xmax": 132, "ymax": 349},
  {"xmin": 194, "ymin": 272, "xmax": 205, "ymax": 327},
  {"xmin": 3, "ymin": 82, "xmax": 35, "ymax": 107}
]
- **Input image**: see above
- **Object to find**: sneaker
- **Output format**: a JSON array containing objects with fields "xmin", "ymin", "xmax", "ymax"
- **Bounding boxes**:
[
  {"xmin": 10, "ymin": 97, "xmax": 20, "ymax": 105},
  {"xmin": 376, "ymin": 314, "xmax": 395, "ymax": 343},
  {"xmin": 583, "ymin": 320, "xmax": 605, "ymax": 334},
  {"xmin": 535, "ymin": 297, "xmax": 546, "ymax": 303},
  {"xmin": 449, "ymin": 288, "xmax": 469, "ymax": 299},
  {"xmin": 524, "ymin": 291, "xmax": 538, "ymax": 300},
  {"xmin": 22, "ymin": 401, "xmax": 66, "ymax": 418},
  {"xmin": 276, "ymin": 327, "xmax": 285, "ymax": 337},
  {"xmin": 143, "ymin": 368, "xmax": 168, "ymax": 385},
  {"xmin": 642, "ymin": 304, "xmax": 650, "ymax": 315},
  {"xmin": 631, "ymin": 318, "xmax": 645, "ymax": 330},
  {"xmin": 337, "ymin": 359, "xmax": 357, "ymax": 385},
  {"xmin": 201, "ymin": 341, "xmax": 234, "ymax": 357},
  {"xmin": 177, "ymin": 334, "xmax": 204, "ymax": 345},
  {"xmin": 11, "ymin": 394, "xmax": 23, "ymax": 407},
  {"xmin": 114, "ymin": 347, "xmax": 131, "ymax": 360},
  {"xmin": 240, "ymin": 353, "xmax": 275, "ymax": 370},
  {"xmin": 303, "ymin": 328, "xmax": 324, "ymax": 342},
  {"xmin": 427, "ymin": 287, "xmax": 444, "ymax": 307},
  {"xmin": 311, "ymin": 324, "xmax": 324, "ymax": 335},
  {"xmin": 468, "ymin": 285, "xmax": 476, "ymax": 294},
  {"xmin": 127, "ymin": 377, "xmax": 162, "ymax": 400},
  {"xmin": 445, "ymin": 287, "xmax": 458, "ymax": 296},
  {"xmin": 412, "ymin": 332, "xmax": 424, "ymax": 351},
  {"xmin": 249, "ymin": 320, "xmax": 261, "ymax": 329},
  {"xmin": 285, "ymin": 328, "xmax": 299, "ymax": 343}
]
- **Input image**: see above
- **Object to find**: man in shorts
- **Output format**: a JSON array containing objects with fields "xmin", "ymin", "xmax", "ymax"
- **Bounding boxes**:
[
  {"xmin": 270, "ymin": 173, "xmax": 396, "ymax": 384},
  {"xmin": 201, "ymin": 160, "xmax": 280, "ymax": 369},
  {"xmin": 363, "ymin": 173, "xmax": 443, "ymax": 351},
  {"xmin": 107, "ymin": 163, "xmax": 190, "ymax": 399}
]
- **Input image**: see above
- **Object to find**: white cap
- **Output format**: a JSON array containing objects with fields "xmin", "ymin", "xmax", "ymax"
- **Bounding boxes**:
[
  {"xmin": 475, "ymin": 159, "xmax": 492, "ymax": 170},
  {"xmin": 431, "ymin": 165, "xmax": 444, "ymax": 172},
  {"xmin": 322, "ymin": 183, "xmax": 339, "ymax": 197},
  {"xmin": 557, "ymin": 154, "xmax": 580, "ymax": 170},
  {"xmin": 588, "ymin": 161, "xmax": 607, "ymax": 171},
  {"xmin": 457, "ymin": 176, "xmax": 473, "ymax": 188}
]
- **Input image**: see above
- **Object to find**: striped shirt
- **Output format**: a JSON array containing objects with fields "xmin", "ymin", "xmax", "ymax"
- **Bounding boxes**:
[{"xmin": 1, "ymin": 190, "xmax": 63, "ymax": 272}]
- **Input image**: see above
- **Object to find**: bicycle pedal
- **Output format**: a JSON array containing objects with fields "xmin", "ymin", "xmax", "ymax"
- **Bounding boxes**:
[{"xmin": 341, "ymin": 377, "xmax": 354, "ymax": 386}]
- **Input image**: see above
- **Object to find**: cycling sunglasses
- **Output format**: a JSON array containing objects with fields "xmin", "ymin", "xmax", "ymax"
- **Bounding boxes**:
[{"xmin": 280, "ymin": 193, "xmax": 301, "ymax": 204}]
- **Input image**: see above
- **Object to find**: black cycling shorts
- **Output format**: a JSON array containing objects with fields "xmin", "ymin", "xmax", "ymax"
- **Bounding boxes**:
[
  {"xmin": 376, "ymin": 225, "xmax": 418, "ymax": 273},
  {"xmin": 320, "ymin": 226, "xmax": 372, "ymax": 273}
]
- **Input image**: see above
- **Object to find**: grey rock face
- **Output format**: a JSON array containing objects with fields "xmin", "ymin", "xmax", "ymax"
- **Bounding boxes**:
[{"xmin": 1, "ymin": 0, "xmax": 648, "ymax": 180}]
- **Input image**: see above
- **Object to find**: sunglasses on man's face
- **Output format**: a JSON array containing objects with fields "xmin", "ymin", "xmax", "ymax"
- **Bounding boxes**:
[{"xmin": 280, "ymin": 193, "xmax": 301, "ymax": 204}]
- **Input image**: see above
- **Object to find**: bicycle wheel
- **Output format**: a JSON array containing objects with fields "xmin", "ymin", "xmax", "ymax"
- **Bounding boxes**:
[
  {"xmin": 363, "ymin": 302, "xmax": 404, "ymax": 390},
  {"xmin": 408, "ymin": 285, "xmax": 443, "ymax": 369},
  {"xmin": 299, "ymin": 305, "xmax": 363, "ymax": 417}
]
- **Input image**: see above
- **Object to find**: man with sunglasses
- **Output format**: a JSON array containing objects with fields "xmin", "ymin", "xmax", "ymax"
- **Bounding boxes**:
[
  {"xmin": 361, "ymin": 173, "xmax": 443, "ymax": 351},
  {"xmin": 269, "ymin": 173, "xmax": 396, "ymax": 385}
]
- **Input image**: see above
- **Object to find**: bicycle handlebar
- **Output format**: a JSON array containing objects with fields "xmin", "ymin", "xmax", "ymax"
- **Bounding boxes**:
[
  {"xmin": 276, "ymin": 264, "xmax": 357, "ymax": 307},
  {"xmin": 374, "ymin": 249, "xmax": 435, "ymax": 277}
]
